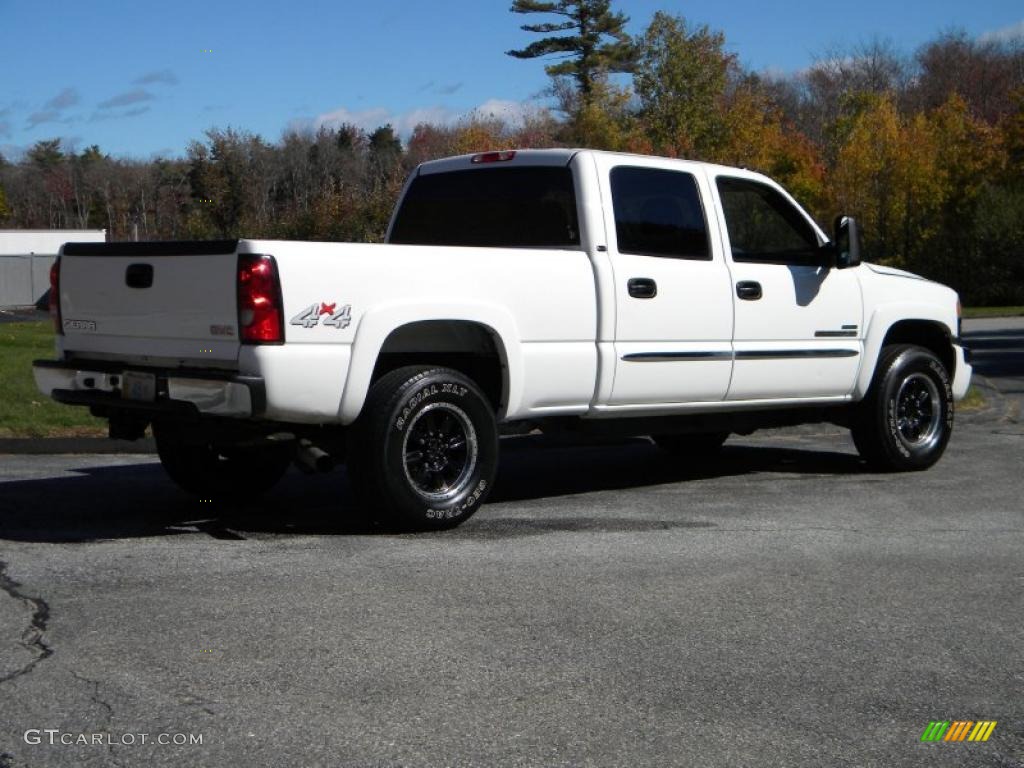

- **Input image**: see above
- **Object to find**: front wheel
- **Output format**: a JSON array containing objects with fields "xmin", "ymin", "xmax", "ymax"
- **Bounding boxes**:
[
  {"xmin": 347, "ymin": 366, "xmax": 498, "ymax": 530},
  {"xmin": 850, "ymin": 344, "xmax": 953, "ymax": 471}
]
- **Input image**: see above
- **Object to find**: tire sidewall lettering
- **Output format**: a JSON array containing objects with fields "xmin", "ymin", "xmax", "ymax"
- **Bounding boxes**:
[
  {"xmin": 424, "ymin": 479, "xmax": 489, "ymax": 520},
  {"xmin": 394, "ymin": 381, "xmax": 469, "ymax": 432}
]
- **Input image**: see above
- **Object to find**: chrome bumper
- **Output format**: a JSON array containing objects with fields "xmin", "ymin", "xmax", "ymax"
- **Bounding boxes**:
[{"xmin": 33, "ymin": 360, "xmax": 265, "ymax": 418}]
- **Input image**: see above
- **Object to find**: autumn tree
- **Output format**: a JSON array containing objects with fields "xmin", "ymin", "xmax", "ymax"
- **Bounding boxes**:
[
  {"xmin": 716, "ymin": 76, "xmax": 826, "ymax": 214},
  {"xmin": 506, "ymin": 0, "xmax": 635, "ymax": 104},
  {"xmin": 915, "ymin": 94, "xmax": 1001, "ymax": 298},
  {"xmin": 912, "ymin": 32, "xmax": 1024, "ymax": 122},
  {"xmin": 830, "ymin": 94, "xmax": 935, "ymax": 267},
  {"xmin": 634, "ymin": 12, "xmax": 733, "ymax": 157}
]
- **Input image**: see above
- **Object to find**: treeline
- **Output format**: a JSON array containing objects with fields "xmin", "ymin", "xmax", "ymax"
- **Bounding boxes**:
[{"xmin": 0, "ymin": 11, "xmax": 1022, "ymax": 304}]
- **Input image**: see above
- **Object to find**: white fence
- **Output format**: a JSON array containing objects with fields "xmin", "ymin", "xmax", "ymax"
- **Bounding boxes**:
[
  {"xmin": 0, "ymin": 230, "xmax": 106, "ymax": 308},
  {"xmin": 0, "ymin": 254, "xmax": 56, "ymax": 308}
]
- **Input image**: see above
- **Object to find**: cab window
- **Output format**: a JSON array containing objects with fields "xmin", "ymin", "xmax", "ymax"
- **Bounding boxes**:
[
  {"xmin": 716, "ymin": 177, "xmax": 821, "ymax": 265},
  {"xmin": 611, "ymin": 167, "xmax": 711, "ymax": 260}
]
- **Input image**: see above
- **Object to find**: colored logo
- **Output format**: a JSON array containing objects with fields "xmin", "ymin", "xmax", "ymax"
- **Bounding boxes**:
[{"xmin": 921, "ymin": 721, "xmax": 997, "ymax": 742}]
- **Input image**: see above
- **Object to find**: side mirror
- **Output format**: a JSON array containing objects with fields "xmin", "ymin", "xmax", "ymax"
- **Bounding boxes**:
[{"xmin": 833, "ymin": 215, "xmax": 861, "ymax": 269}]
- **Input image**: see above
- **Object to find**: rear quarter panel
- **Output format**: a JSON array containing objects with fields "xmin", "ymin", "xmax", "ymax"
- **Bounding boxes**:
[{"xmin": 241, "ymin": 240, "xmax": 598, "ymax": 423}]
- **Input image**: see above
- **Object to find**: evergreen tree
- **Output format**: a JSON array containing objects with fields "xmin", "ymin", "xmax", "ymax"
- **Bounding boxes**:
[{"xmin": 506, "ymin": 0, "xmax": 635, "ymax": 102}]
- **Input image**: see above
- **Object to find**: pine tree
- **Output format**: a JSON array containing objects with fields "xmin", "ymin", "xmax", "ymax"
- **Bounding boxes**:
[{"xmin": 506, "ymin": 0, "xmax": 635, "ymax": 102}]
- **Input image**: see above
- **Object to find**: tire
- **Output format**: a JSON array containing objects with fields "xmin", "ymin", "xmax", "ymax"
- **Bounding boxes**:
[
  {"xmin": 851, "ymin": 344, "xmax": 953, "ymax": 471},
  {"xmin": 153, "ymin": 422, "xmax": 293, "ymax": 499},
  {"xmin": 652, "ymin": 431, "xmax": 729, "ymax": 458},
  {"xmin": 347, "ymin": 366, "xmax": 498, "ymax": 531}
]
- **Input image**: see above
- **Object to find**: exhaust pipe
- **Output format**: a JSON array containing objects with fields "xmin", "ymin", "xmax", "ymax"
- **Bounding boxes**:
[{"xmin": 295, "ymin": 439, "xmax": 334, "ymax": 474}]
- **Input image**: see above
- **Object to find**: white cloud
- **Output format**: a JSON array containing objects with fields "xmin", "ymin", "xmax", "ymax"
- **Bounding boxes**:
[
  {"xmin": 472, "ymin": 99, "xmax": 536, "ymax": 124},
  {"xmin": 294, "ymin": 99, "xmax": 539, "ymax": 141},
  {"xmin": 1, "ymin": 143, "xmax": 28, "ymax": 161},
  {"xmin": 979, "ymin": 19, "xmax": 1024, "ymax": 44},
  {"xmin": 134, "ymin": 69, "xmax": 178, "ymax": 86},
  {"xmin": 26, "ymin": 109, "xmax": 63, "ymax": 129},
  {"xmin": 45, "ymin": 87, "xmax": 79, "ymax": 110},
  {"xmin": 97, "ymin": 88, "xmax": 154, "ymax": 110}
]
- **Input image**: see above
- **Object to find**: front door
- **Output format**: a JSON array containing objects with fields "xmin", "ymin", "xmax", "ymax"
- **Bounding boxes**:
[{"xmin": 710, "ymin": 175, "xmax": 863, "ymax": 401}]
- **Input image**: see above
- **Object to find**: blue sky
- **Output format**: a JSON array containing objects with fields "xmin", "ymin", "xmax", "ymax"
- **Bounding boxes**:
[{"xmin": 1, "ymin": 0, "xmax": 1021, "ymax": 159}]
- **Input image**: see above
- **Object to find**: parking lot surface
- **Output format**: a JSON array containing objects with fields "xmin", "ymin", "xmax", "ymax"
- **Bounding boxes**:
[{"xmin": 0, "ymin": 319, "xmax": 1021, "ymax": 767}]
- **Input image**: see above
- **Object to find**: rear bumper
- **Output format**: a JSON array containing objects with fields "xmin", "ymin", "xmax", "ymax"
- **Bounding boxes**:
[{"xmin": 33, "ymin": 359, "xmax": 265, "ymax": 419}]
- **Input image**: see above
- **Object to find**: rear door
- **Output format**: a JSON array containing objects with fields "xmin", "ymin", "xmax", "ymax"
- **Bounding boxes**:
[
  {"xmin": 58, "ymin": 240, "xmax": 241, "ymax": 366},
  {"xmin": 595, "ymin": 155, "xmax": 735, "ymax": 405}
]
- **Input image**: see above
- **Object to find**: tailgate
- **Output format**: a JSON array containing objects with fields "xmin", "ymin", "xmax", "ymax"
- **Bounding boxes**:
[{"xmin": 59, "ymin": 240, "xmax": 241, "ymax": 365}]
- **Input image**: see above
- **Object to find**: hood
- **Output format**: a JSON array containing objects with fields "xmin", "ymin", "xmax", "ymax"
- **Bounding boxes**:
[{"xmin": 865, "ymin": 263, "xmax": 931, "ymax": 282}]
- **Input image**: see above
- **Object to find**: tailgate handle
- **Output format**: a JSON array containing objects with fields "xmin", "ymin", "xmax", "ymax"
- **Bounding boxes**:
[{"xmin": 125, "ymin": 263, "xmax": 154, "ymax": 289}]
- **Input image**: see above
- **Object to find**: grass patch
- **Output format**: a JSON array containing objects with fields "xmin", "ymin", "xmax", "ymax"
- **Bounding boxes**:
[
  {"xmin": 0, "ymin": 321, "xmax": 106, "ymax": 438},
  {"xmin": 958, "ymin": 386, "xmax": 987, "ymax": 412},
  {"xmin": 962, "ymin": 306, "xmax": 1024, "ymax": 319}
]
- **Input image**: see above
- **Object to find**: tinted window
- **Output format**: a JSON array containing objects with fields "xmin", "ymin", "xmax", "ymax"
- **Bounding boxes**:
[
  {"xmin": 610, "ymin": 167, "xmax": 710, "ymax": 260},
  {"xmin": 390, "ymin": 167, "xmax": 579, "ymax": 248},
  {"xmin": 716, "ymin": 177, "xmax": 820, "ymax": 263}
]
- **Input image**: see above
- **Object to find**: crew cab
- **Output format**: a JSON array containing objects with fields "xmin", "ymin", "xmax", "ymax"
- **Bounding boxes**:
[{"xmin": 34, "ymin": 149, "xmax": 972, "ymax": 529}]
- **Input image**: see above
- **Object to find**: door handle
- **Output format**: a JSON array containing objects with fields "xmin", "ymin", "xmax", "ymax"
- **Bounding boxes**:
[
  {"xmin": 628, "ymin": 278, "xmax": 658, "ymax": 299},
  {"xmin": 736, "ymin": 281, "xmax": 762, "ymax": 301}
]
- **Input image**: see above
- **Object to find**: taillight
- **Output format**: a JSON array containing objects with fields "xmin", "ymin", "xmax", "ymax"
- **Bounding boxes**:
[
  {"xmin": 49, "ymin": 257, "xmax": 62, "ymax": 334},
  {"xmin": 237, "ymin": 254, "xmax": 284, "ymax": 344}
]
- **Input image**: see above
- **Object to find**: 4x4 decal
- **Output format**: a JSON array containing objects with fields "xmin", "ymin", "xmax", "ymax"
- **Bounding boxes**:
[{"xmin": 290, "ymin": 302, "xmax": 352, "ymax": 329}]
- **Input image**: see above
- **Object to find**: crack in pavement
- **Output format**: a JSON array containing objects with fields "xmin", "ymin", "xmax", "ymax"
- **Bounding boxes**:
[
  {"xmin": 0, "ymin": 562, "xmax": 52, "ymax": 685},
  {"xmin": 70, "ymin": 670, "xmax": 124, "ymax": 768}
]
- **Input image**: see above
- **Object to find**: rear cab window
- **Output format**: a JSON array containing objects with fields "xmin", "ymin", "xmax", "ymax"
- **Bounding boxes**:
[{"xmin": 389, "ymin": 167, "xmax": 580, "ymax": 248}]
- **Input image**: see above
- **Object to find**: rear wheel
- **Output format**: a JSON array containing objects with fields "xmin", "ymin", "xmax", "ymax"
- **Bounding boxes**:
[
  {"xmin": 851, "ymin": 344, "xmax": 953, "ymax": 471},
  {"xmin": 652, "ymin": 431, "xmax": 729, "ymax": 458},
  {"xmin": 153, "ymin": 422, "xmax": 292, "ymax": 499},
  {"xmin": 347, "ymin": 366, "xmax": 498, "ymax": 530}
]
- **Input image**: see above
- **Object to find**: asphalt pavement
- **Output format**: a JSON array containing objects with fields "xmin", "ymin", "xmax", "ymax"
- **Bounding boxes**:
[{"xmin": 0, "ymin": 319, "xmax": 1021, "ymax": 768}]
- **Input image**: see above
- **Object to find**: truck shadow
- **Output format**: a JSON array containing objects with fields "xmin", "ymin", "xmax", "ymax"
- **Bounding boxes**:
[{"xmin": 0, "ymin": 436, "xmax": 864, "ymax": 544}]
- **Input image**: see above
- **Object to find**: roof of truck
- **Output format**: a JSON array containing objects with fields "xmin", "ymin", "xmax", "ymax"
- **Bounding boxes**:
[{"xmin": 415, "ymin": 148, "xmax": 763, "ymax": 183}]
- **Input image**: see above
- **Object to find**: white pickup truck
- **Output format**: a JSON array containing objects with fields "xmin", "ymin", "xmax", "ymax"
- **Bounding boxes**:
[{"xmin": 34, "ymin": 149, "xmax": 972, "ymax": 529}]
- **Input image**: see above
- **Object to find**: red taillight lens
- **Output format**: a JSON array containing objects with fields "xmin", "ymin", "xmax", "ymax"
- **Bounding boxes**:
[
  {"xmin": 237, "ymin": 254, "xmax": 283, "ymax": 343},
  {"xmin": 49, "ymin": 258, "xmax": 62, "ymax": 334}
]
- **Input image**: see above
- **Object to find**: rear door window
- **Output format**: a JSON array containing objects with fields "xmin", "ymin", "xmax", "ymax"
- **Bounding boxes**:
[{"xmin": 610, "ymin": 167, "xmax": 711, "ymax": 260}]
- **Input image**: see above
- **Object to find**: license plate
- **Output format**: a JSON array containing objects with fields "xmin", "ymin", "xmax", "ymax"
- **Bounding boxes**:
[{"xmin": 121, "ymin": 371, "xmax": 156, "ymax": 402}]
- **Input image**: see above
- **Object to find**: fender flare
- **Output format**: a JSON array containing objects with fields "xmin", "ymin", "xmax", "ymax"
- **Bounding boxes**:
[
  {"xmin": 855, "ymin": 303, "xmax": 958, "ymax": 399},
  {"xmin": 338, "ymin": 300, "xmax": 521, "ymax": 424}
]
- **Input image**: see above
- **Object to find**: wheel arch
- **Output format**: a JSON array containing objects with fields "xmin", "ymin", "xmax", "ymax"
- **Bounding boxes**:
[
  {"xmin": 855, "ymin": 311, "xmax": 956, "ymax": 399},
  {"xmin": 339, "ymin": 304, "xmax": 521, "ymax": 424}
]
